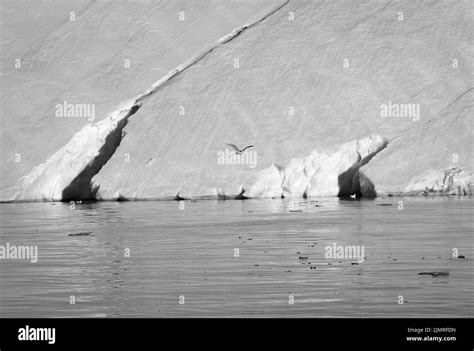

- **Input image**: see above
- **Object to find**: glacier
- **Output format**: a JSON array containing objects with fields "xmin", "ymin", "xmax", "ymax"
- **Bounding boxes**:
[{"xmin": 1, "ymin": 0, "xmax": 472, "ymax": 202}]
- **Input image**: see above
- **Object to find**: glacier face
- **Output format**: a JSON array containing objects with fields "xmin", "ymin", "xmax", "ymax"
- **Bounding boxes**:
[
  {"xmin": 2, "ymin": 0, "xmax": 473, "ymax": 201},
  {"xmin": 1, "ymin": 0, "xmax": 280, "ymax": 200}
]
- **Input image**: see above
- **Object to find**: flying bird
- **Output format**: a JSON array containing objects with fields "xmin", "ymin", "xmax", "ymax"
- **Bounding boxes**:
[{"xmin": 225, "ymin": 143, "xmax": 254, "ymax": 155}]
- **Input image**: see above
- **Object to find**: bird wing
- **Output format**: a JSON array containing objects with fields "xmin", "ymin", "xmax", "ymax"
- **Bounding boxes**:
[
  {"xmin": 225, "ymin": 143, "xmax": 240, "ymax": 152},
  {"xmin": 241, "ymin": 145, "xmax": 254, "ymax": 152}
]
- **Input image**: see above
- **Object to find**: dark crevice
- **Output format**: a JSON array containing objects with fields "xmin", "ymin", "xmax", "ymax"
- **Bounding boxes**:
[
  {"xmin": 234, "ymin": 187, "xmax": 248, "ymax": 200},
  {"xmin": 61, "ymin": 102, "xmax": 141, "ymax": 201},
  {"xmin": 175, "ymin": 193, "xmax": 186, "ymax": 201},
  {"xmin": 337, "ymin": 140, "xmax": 388, "ymax": 198},
  {"xmin": 116, "ymin": 194, "xmax": 129, "ymax": 202}
]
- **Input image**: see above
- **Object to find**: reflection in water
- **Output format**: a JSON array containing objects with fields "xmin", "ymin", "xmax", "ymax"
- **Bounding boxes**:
[{"xmin": 0, "ymin": 198, "xmax": 473, "ymax": 317}]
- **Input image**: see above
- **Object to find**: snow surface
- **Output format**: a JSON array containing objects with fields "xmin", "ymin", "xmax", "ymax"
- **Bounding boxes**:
[{"xmin": 1, "ymin": 0, "xmax": 472, "ymax": 201}]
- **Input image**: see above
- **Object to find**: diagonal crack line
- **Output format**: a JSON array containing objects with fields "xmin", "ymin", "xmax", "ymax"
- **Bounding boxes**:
[
  {"xmin": 436, "ymin": 87, "xmax": 473, "ymax": 116},
  {"xmin": 135, "ymin": 0, "xmax": 289, "ymax": 102},
  {"xmin": 389, "ymin": 87, "xmax": 473, "ymax": 143},
  {"xmin": 343, "ymin": 2, "xmax": 392, "ymax": 33}
]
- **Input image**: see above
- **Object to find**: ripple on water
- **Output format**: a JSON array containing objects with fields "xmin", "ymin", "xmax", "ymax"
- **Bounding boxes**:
[{"xmin": 0, "ymin": 197, "xmax": 472, "ymax": 317}]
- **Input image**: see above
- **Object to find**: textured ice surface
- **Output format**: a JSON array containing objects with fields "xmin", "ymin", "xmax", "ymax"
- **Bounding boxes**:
[
  {"xmin": 2, "ymin": 0, "xmax": 472, "ymax": 201},
  {"xmin": 245, "ymin": 135, "xmax": 387, "ymax": 198},
  {"xmin": 14, "ymin": 100, "xmax": 141, "ymax": 201},
  {"xmin": 1, "ymin": 0, "xmax": 280, "ymax": 200}
]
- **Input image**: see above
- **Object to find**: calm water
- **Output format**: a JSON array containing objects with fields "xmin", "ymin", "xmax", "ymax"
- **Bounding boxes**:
[{"xmin": 0, "ymin": 197, "xmax": 472, "ymax": 318}]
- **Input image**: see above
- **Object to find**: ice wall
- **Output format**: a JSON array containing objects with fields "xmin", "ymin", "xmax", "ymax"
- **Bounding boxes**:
[{"xmin": 2, "ymin": 0, "xmax": 472, "ymax": 201}]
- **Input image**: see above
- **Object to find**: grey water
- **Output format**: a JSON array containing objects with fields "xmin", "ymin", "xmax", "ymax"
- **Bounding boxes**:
[{"xmin": 0, "ymin": 197, "xmax": 472, "ymax": 318}]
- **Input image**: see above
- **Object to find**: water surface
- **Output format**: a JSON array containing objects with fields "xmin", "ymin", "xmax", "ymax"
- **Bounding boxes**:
[{"xmin": 0, "ymin": 197, "xmax": 472, "ymax": 317}]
